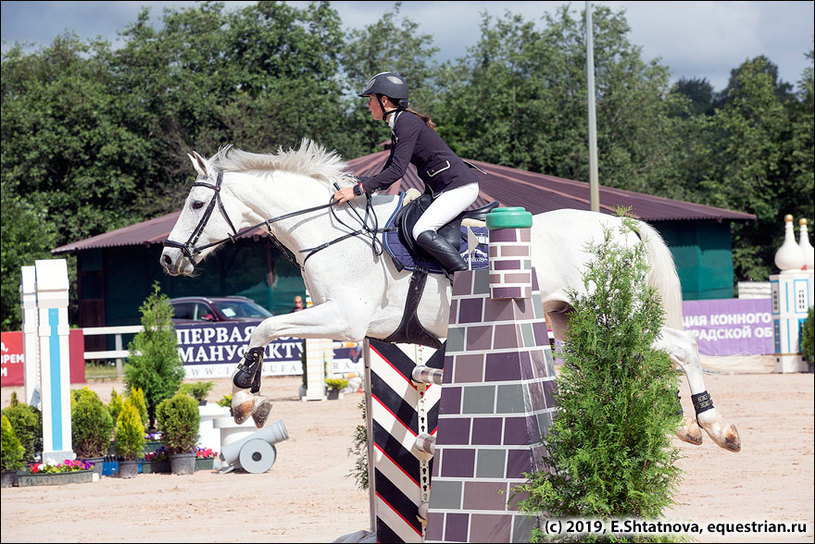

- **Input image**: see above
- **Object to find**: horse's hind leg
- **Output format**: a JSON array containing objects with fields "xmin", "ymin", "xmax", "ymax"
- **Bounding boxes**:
[
  {"xmin": 674, "ymin": 390, "xmax": 704, "ymax": 446},
  {"xmin": 657, "ymin": 328, "xmax": 741, "ymax": 452}
]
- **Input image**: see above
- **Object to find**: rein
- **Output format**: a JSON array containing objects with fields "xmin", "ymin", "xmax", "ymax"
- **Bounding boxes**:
[{"xmin": 164, "ymin": 170, "xmax": 388, "ymax": 270}]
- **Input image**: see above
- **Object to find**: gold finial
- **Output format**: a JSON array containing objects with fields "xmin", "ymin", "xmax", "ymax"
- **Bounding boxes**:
[
  {"xmin": 785, "ymin": 214, "xmax": 793, "ymax": 222},
  {"xmin": 800, "ymin": 218, "xmax": 808, "ymax": 226}
]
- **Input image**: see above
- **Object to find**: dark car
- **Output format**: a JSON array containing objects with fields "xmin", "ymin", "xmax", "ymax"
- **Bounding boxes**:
[{"xmin": 169, "ymin": 296, "xmax": 274, "ymax": 324}]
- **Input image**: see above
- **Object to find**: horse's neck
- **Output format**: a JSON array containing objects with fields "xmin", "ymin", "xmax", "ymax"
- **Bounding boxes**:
[{"xmin": 227, "ymin": 171, "xmax": 397, "ymax": 261}]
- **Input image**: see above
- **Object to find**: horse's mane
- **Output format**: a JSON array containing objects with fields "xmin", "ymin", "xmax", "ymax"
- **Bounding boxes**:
[{"xmin": 212, "ymin": 138, "xmax": 347, "ymax": 184}]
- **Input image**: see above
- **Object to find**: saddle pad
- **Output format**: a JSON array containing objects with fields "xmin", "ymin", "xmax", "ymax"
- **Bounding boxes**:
[{"xmin": 382, "ymin": 193, "xmax": 490, "ymax": 274}]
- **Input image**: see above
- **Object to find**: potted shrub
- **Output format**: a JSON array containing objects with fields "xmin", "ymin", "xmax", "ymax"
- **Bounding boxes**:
[
  {"xmin": 156, "ymin": 393, "xmax": 200, "ymax": 475},
  {"xmin": 1, "ymin": 392, "xmax": 42, "ymax": 465},
  {"xmin": 180, "ymin": 381, "xmax": 216, "ymax": 405},
  {"xmin": 114, "ymin": 400, "xmax": 145, "ymax": 478},
  {"xmin": 216, "ymin": 393, "xmax": 232, "ymax": 415},
  {"xmin": 71, "ymin": 388, "xmax": 114, "ymax": 476},
  {"xmin": 324, "ymin": 378, "xmax": 348, "ymax": 400},
  {"xmin": 1, "ymin": 414, "xmax": 25, "ymax": 488}
]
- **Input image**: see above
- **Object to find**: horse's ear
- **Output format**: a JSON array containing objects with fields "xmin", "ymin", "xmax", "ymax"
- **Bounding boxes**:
[{"xmin": 189, "ymin": 151, "xmax": 213, "ymax": 179}]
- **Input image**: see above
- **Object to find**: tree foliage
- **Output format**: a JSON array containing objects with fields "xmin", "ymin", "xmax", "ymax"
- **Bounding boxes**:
[{"xmin": 1, "ymin": 2, "xmax": 813, "ymax": 329}]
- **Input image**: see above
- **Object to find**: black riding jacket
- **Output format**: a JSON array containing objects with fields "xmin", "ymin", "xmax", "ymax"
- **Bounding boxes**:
[{"xmin": 359, "ymin": 110, "xmax": 478, "ymax": 197}]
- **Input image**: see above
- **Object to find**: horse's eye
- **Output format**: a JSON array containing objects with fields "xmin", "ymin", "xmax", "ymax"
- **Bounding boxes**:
[{"xmin": 192, "ymin": 201, "xmax": 205, "ymax": 210}]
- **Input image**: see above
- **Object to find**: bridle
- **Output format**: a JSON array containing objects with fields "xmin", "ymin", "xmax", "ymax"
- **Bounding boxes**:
[{"xmin": 163, "ymin": 170, "xmax": 385, "ymax": 270}]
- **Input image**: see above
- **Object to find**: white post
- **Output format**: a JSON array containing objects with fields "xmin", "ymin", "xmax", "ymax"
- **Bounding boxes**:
[
  {"xmin": 34, "ymin": 259, "xmax": 75, "ymax": 462},
  {"xmin": 302, "ymin": 291, "xmax": 328, "ymax": 401},
  {"xmin": 21, "ymin": 266, "xmax": 40, "ymax": 407},
  {"xmin": 586, "ymin": 0, "xmax": 600, "ymax": 212}
]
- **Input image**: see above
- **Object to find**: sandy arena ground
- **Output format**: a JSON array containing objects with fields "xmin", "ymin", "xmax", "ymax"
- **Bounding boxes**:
[{"xmin": 1, "ymin": 358, "xmax": 813, "ymax": 543}]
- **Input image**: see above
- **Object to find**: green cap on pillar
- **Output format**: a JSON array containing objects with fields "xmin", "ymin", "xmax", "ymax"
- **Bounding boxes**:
[{"xmin": 486, "ymin": 207, "xmax": 533, "ymax": 229}]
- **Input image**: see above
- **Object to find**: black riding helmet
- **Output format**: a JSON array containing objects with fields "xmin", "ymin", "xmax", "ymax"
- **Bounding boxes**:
[{"xmin": 359, "ymin": 72, "xmax": 409, "ymax": 122}]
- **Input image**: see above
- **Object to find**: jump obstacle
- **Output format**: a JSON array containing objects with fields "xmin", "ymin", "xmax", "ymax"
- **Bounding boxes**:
[{"xmin": 362, "ymin": 207, "xmax": 557, "ymax": 543}]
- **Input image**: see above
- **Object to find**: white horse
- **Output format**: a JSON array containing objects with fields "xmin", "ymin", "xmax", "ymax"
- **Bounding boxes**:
[{"xmin": 160, "ymin": 139, "xmax": 740, "ymax": 453}]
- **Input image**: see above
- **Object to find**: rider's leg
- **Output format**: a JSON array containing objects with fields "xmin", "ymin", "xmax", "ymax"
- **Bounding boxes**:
[{"xmin": 412, "ymin": 183, "xmax": 479, "ymax": 272}]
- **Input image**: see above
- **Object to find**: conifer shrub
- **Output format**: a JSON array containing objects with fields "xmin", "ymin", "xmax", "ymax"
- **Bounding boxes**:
[
  {"xmin": 114, "ymin": 399, "xmax": 145, "ymax": 461},
  {"xmin": 156, "ymin": 393, "xmax": 200, "ymax": 455},
  {"xmin": 128, "ymin": 387, "xmax": 149, "ymax": 428},
  {"xmin": 801, "ymin": 307, "xmax": 814, "ymax": 363},
  {"xmin": 125, "ymin": 282, "xmax": 185, "ymax": 429},
  {"xmin": 1, "ymin": 393, "xmax": 42, "ymax": 464},
  {"xmin": 1, "ymin": 414, "xmax": 25, "ymax": 472},
  {"xmin": 179, "ymin": 381, "xmax": 215, "ymax": 404},
  {"xmin": 108, "ymin": 389, "xmax": 124, "ymax": 424},
  {"xmin": 515, "ymin": 220, "xmax": 682, "ymax": 542},
  {"xmin": 71, "ymin": 388, "xmax": 114, "ymax": 458}
]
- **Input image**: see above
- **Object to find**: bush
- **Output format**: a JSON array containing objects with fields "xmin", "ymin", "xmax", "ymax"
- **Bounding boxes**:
[
  {"xmin": 114, "ymin": 400, "xmax": 145, "ymax": 461},
  {"xmin": 325, "ymin": 378, "xmax": 349, "ymax": 391},
  {"xmin": 801, "ymin": 306, "xmax": 814, "ymax": 363},
  {"xmin": 108, "ymin": 389, "xmax": 124, "ymax": 424},
  {"xmin": 179, "ymin": 381, "xmax": 215, "ymax": 404},
  {"xmin": 128, "ymin": 387, "xmax": 149, "ymax": 428},
  {"xmin": 124, "ymin": 282, "xmax": 186, "ymax": 429},
  {"xmin": 514, "ymin": 220, "xmax": 682, "ymax": 542},
  {"xmin": 216, "ymin": 393, "xmax": 232, "ymax": 408},
  {"xmin": 1, "ymin": 414, "xmax": 25, "ymax": 472},
  {"xmin": 71, "ymin": 389, "xmax": 114, "ymax": 458},
  {"xmin": 156, "ymin": 393, "xmax": 200, "ymax": 455},
  {"xmin": 1, "ymin": 394, "xmax": 42, "ymax": 464}
]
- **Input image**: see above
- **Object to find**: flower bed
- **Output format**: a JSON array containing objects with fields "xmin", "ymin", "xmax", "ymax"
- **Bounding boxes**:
[
  {"xmin": 142, "ymin": 446, "xmax": 171, "ymax": 474},
  {"xmin": 16, "ymin": 459, "xmax": 94, "ymax": 487},
  {"xmin": 194, "ymin": 447, "xmax": 217, "ymax": 472}
]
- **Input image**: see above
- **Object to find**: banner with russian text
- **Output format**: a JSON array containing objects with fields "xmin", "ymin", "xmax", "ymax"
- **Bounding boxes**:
[
  {"xmin": 175, "ymin": 322, "xmax": 362, "ymax": 379},
  {"xmin": 681, "ymin": 298, "xmax": 773, "ymax": 356}
]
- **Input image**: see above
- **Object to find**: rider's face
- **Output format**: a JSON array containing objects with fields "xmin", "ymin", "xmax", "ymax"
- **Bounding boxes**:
[{"xmin": 367, "ymin": 94, "xmax": 384, "ymax": 121}]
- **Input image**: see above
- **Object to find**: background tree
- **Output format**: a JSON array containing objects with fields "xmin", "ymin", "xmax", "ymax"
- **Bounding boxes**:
[{"xmin": 124, "ymin": 283, "xmax": 185, "ymax": 429}]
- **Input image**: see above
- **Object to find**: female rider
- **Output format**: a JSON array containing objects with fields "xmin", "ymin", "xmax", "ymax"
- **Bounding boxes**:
[{"xmin": 332, "ymin": 71, "xmax": 480, "ymax": 272}]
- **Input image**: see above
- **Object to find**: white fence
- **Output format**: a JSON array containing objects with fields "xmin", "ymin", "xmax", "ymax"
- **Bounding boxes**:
[{"xmin": 82, "ymin": 325, "xmax": 143, "ymax": 376}]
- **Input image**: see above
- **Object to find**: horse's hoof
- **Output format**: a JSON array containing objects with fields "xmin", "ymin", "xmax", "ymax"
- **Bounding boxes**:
[
  {"xmin": 232, "ymin": 389, "xmax": 255, "ymax": 425},
  {"xmin": 723, "ymin": 424, "xmax": 741, "ymax": 453},
  {"xmin": 251, "ymin": 397, "xmax": 273, "ymax": 428},
  {"xmin": 674, "ymin": 416, "xmax": 703, "ymax": 445},
  {"xmin": 676, "ymin": 428, "xmax": 703, "ymax": 446}
]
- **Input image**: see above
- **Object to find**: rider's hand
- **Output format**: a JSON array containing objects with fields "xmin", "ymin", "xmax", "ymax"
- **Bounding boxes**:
[{"xmin": 333, "ymin": 185, "xmax": 357, "ymax": 205}]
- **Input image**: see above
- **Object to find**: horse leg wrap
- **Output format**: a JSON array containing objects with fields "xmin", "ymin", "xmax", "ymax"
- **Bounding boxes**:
[
  {"xmin": 691, "ymin": 390, "xmax": 714, "ymax": 416},
  {"xmin": 233, "ymin": 347, "xmax": 264, "ymax": 393}
]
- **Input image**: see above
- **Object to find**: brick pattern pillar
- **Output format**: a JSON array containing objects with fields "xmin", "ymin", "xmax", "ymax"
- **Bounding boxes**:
[{"xmin": 425, "ymin": 207, "xmax": 556, "ymax": 543}]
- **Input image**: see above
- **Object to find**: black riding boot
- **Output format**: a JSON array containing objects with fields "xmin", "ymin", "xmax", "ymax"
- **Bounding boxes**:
[{"xmin": 415, "ymin": 230, "xmax": 468, "ymax": 272}]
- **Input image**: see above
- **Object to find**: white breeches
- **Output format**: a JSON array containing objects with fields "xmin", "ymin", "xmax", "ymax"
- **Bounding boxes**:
[{"xmin": 412, "ymin": 183, "xmax": 480, "ymax": 240}]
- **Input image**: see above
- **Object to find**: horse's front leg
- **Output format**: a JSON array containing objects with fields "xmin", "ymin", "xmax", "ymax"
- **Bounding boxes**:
[
  {"xmin": 231, "ymin": 302, "xmax": 366, "ymax": 428},
  {"xmin": 656, "ymin": 327, "xmax": 741, "ymax": 452}
]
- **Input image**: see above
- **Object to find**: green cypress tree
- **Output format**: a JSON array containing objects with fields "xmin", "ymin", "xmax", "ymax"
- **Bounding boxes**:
[
  {"xmin": 515, "ymin": 218, "xmax": 682, "ymax": 543},
  {"xmin": 125, "ymin": 282, "xmax": 185, "ymax": 430}
]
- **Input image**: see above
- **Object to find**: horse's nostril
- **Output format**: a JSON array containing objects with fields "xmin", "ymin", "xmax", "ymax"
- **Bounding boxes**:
[{"xmin": 161, "ymin": 254, "xmax": 172, "ymax": 266}]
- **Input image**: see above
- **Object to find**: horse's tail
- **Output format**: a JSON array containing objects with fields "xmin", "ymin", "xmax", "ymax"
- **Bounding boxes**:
[{"xmin": 635, "ymin": 220, "xmax": 683, "ymax": 329}]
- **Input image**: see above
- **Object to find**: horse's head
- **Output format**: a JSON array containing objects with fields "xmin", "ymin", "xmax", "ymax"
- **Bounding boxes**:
[{"xmin": 160, "ymin": 151, "xmax": 240, "ymax": 276}]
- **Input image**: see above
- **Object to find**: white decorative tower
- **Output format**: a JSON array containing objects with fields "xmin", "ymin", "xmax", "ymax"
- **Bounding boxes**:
[
  {"xmin": 799, "ymin": 218, "xmax": 815, "ymax": 306},
  {"xmin": 771, "ymin": 215, "xmax": 811, "ymax": 373}
]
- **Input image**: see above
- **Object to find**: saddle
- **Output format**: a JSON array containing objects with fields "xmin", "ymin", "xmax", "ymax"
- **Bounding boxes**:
[
  {"xmin": 380, "ymin": 191, "xmax": 497, "ymax": 349},
  {"xmin": 385, "ymin": 190, "xmax": 497, "ymax": 273}
]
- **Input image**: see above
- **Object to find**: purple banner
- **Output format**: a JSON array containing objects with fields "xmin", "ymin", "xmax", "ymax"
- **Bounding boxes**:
[{"xmin": 681, "ymin": 298, "xmax": 773, "ymax": 356}]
